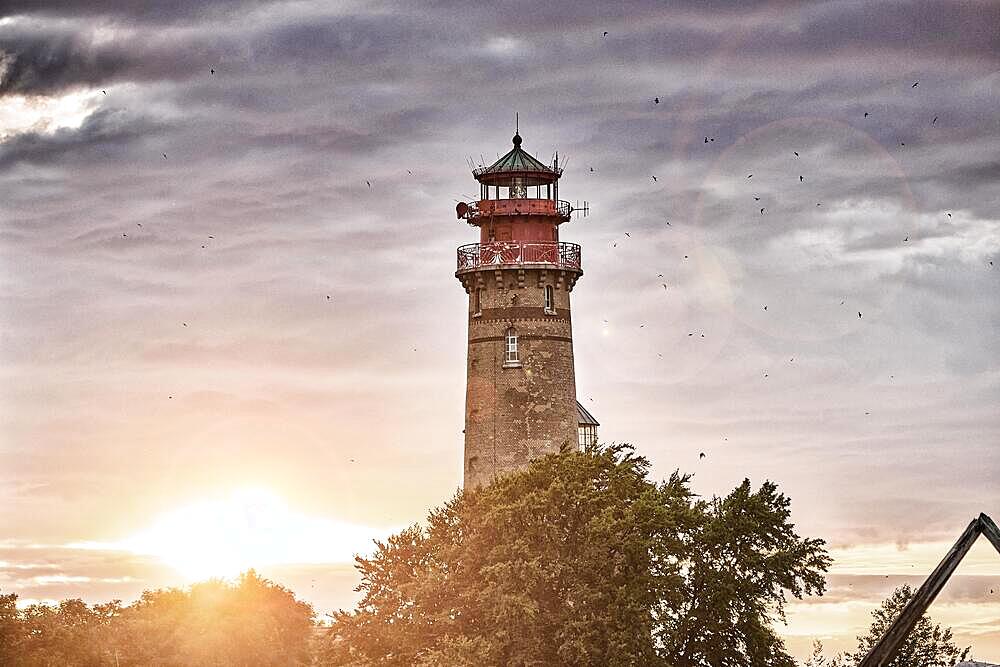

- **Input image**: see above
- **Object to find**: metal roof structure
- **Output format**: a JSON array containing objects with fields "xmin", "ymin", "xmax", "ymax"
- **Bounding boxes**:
[
  {"xmin": 859, "ymin": 513, "xmax": 1000, "ymax": 667},
  {"xmin": 576, "ymin": 400, "xmax": 600, "ymax": 426},
  {"xmin": 473, "ymin": 133, "xmax": 562, "ymax": 186}
]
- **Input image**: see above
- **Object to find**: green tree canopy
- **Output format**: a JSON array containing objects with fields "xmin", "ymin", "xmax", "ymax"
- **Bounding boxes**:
[
  {"xmin": 0, "ymin": 570, "xmax": 314, "ymax": 666},
  {"xmin": 323, "ymin": 443, "xmax": 831, "ymax": 666}
]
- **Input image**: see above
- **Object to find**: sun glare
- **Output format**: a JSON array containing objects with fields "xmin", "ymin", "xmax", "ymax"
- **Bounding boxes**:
[
  {"xmin": 0, "ymin": 90, "xmax": 103, "ymax": 140},
  {"xmin": 115, "ymin": 488, "xmax": 388, "ymax": 580}
]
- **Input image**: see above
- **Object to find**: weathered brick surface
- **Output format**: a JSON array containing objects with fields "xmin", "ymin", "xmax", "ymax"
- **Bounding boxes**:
[{"xmin": 457, "ymin": 267, "xmax": 581, "ymax": 488}]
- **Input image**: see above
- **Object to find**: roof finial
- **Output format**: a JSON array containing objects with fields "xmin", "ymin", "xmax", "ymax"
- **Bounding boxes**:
[
  {"xmin": 512, "ymin": 112, "xmax": 522, "ymax": 147},
  {"xmin": 515, "ymin": 112, "xmax": 518, "ymax": 134}
]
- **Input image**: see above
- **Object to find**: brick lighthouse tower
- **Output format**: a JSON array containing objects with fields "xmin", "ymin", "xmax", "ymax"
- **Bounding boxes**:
[{"xmin": 455, "ymin": 129, "xmax": 594, "ymax": 489}]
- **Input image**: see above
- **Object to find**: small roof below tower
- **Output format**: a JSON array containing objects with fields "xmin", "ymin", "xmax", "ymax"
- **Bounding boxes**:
[
  {"xmin": 473, "ymin": 133, "xmax": 562, "ymax": 186},
  {"xmin": 576, "ymin": 400, "xmax": 600, "ymax": 427}
]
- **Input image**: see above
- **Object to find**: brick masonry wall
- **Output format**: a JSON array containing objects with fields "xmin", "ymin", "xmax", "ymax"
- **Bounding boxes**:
[{"xmin": 457, "ymin": 266, "xmax": 581, "ymax": 489}]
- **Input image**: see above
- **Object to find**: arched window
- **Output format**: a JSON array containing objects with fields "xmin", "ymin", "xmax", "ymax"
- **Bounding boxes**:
[
  {"xmin": 544, "ymin": 285, "xmax": 555, "ymax": 314},
  {"xmin": 473, "ymin": 288, "xmax": 483, "ymax": 316},
  {"xmin": 505, "ymin": 327, "xmax": 519, "ymax": 364}
]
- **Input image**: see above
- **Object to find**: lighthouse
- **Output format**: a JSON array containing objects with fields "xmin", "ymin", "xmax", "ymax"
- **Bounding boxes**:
[{"xmin": 455, "ymin": 129, "xmax": 596, "ymax": 489}]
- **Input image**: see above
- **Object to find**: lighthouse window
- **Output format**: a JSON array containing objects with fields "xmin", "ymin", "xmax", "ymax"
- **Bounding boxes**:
[
  {"xmin": 473, "ymin": 289, "xmax": 483, "ymax": 316},
  {"xmin": 544, "ymin": 285, "xmax": 555, "ymax": 314},
  {"xmin": 505, "ymin": 327, "xmax": 519, "ymax": 364}
]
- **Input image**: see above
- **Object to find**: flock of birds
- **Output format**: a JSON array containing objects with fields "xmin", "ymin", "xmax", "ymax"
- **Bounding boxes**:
[
  {"xmin": 105, "ymin": 59, "xmax": 992, "ymax": 473},
  {"xmin": 581, "ymin": 74, "xmax": 995, "ymax": 464}
]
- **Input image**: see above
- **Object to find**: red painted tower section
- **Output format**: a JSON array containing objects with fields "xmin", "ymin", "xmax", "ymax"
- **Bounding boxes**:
[{"xmin": 455, "ymin": 132, "xmax": 585, "ymax": 489}]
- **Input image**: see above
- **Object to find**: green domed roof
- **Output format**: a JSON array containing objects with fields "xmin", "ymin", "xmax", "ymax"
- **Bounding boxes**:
[{"xmin": 473, "ymin": 133, "xmax": 561, "ymax": 186}]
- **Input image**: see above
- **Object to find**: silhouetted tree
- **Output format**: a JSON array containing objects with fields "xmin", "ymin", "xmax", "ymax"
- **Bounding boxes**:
[
  {"xmin": 805, "ymin": 585, "xmax": 971, "ymax": 667},
  {"xmin": 850, "ymin": 585, "xmax": 969, "ymax": 666},
  {"xmin": 322, "ymin": 443, "xmax": 830, "ymax": 666}
]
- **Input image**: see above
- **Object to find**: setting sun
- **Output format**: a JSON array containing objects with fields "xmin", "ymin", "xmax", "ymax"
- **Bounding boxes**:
[{"xmin": 106, "ymin": 489, "xmax": 387, "ymax": 580}]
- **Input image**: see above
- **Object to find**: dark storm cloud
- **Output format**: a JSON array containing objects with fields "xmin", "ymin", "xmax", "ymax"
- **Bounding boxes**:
[
  {"xmin": 1, "ymin": 0, "xmax": 266, "ymax": 23},
  {"xmin": 0, "ymin": 108, "xmax": 165, "ymax": 168},
  {"xmin": 0, "ymin": 22, "xmax": 228, "ymax": 95}
]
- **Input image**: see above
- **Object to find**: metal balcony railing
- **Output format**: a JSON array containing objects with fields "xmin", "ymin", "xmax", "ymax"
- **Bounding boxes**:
[
  {"xmin": 458, "ymin": 199, "xmax": 572, "ymax": 221},
  {"xmin": 456, "ymin": 241, "xmax": 582, "ymax": 271}
]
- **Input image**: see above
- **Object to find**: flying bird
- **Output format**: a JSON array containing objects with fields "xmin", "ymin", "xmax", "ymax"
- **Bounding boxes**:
[
  {"xmin": 603, "ymin": 31, "xmax": 608, "ymax": 36},
  {"xmin": 799, "ymin": 175, "xmax": 804, "ymax": 182},
  {"xmin": 210, "ymin": 68, "xmax": 215, "ymax": 74},
  {"xmin": 122, "ymin": 233, "xmax": 127, "ymax": 238},
  {"xmin": 327, "ymin": 295, "xmax": 331, "ymax": 300},
  {"xmin": 162, "ymin": 153, "xmax": 167, "ymax": 159},
  {"xmin": 136, "ymin": 223, "xmax": 141, "ymax": 227},
  {"xmin": 763, "ymin": 305, "xmax": 767, "ymax": 311},
  {"xmin": 793, "ymin": 151, "xmax": 799, "ymax": 156},
  {"xmin": 753, "ymin": 196, "xmax": 760, "ymax": 201},
  {"xmin": 182, "ymin": 322, "xmax": 188, "ymax": 327},
  {"xmin": 662, "ymin": 283, "xmax": 668, "ymax": 290},
  {"xmin": 699, "ymin": 452, "xmax": 706, "ymax": 459},
  {"xmin": 651, "ymin": 175, "xmax": 657, "ymax": 182},
  {"xmin": 760, "ymin": 207, "xmax": 765, "ymax": 215},
  {"xmin": 904, "ymin": 236, "xmax": 908, "ymax": 242},
  {"xmin": 664, "ymin": 220, "xmax": 671, "ymax": 226},
  {"xmin": 932, "ymin": 116, "xmax": 938, "ymax": 124},
  {"xmin": 747, "ymin": 174, "xmax": 753, "ymax": 179},
  {"xmin": 102, "ymin": 90, "xmax": 107, "ymax": 95},
  {"xmin": 864, "ymin": 112, "xmax": 869, "ymax": 117},
  {"xmin": 624, "ymin": 232, "xmax": 631, "ymax": 238},
  {"xmin": 654, "ymin": 97, "xmax": 659, "ymax": 104},
  {"xmin": 911, "ymin": 81, "xmax": 919, "ymax": 87},
  {"xmin": 589, "ymin": 166, "xmax": 595, "ymax": 172},
  {"xmin": 366, "ymin": 180, "xmax": 371, "ymax": 188},
  {"xmin": 858, "ymin": 311, "xmax": 862, "ymax": 319}
]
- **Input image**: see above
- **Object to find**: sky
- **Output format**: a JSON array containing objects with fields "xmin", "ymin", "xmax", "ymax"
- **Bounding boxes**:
[{"xmin": 1, "ymin": 0, "xmax": 998, "ymax": 660}]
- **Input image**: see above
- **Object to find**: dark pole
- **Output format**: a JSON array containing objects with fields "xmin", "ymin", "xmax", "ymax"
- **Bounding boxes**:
[{"xmin": 858, "ymin": 515, "xmax": 997, "ymax": 667}]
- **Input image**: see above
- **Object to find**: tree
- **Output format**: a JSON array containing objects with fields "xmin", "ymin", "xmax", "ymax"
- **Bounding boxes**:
[
  {"xmin": 322, "ymin": 443, "xmax": 831, "ymax": 666},
  {"xmin": 846, "ymin": 585, "xmax": 970, "ymax": 667},
  {"xmin": 805, "ymin": 585, "xmax": 971, "ymax": 667},
  {"xmin": 0, "ymin": 570, "xmax": 314, "ymax": 666},
  {"xmin": 660, "ymin": 479, "xmax": 831, "ymax": 667}
]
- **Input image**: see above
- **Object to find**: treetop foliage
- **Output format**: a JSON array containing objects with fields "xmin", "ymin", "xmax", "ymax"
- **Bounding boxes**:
[
  {"xmin": 323, "ymin": 443, "xmax": 832, "ymax": 666},
  {"xmin": 0, "ymin": 570, "xmax": 314, "ymax": 666}
]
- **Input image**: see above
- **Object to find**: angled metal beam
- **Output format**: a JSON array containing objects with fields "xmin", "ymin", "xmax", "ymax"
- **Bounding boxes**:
[
  {"xmin": 980, "ymin": 513, "xmax": 1000, "ymax": 556},
  {"xmin": 857, "ymin": 516, "xmax": 992, "ymax": 667}
]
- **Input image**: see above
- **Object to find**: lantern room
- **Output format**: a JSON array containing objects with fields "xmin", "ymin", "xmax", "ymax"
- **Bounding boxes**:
[{"xmin": 456, "ymin": 133, "xmax": 575, "ymax": 248}]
